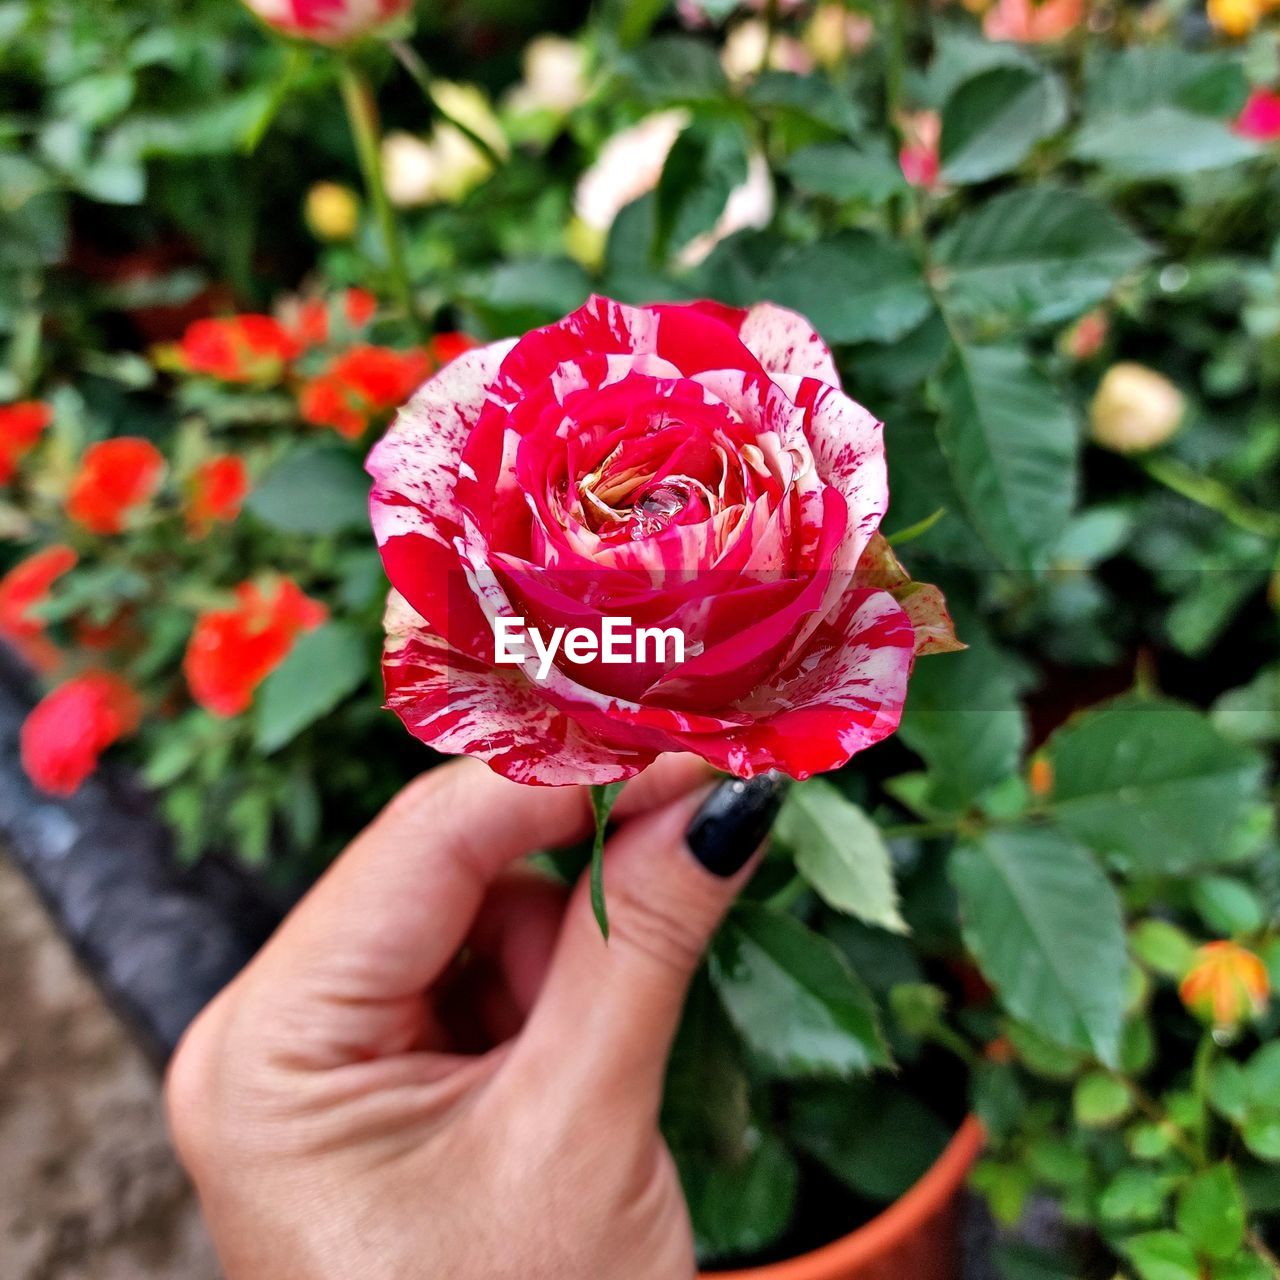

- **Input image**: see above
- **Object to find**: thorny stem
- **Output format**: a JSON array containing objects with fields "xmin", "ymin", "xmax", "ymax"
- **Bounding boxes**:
[{"xmin": 338, "ymin": 60, "xmax": 425, "ymax": 339}]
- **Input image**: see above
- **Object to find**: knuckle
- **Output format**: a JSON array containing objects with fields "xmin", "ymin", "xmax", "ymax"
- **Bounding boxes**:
[
  {"xmin": 607, "ymin": 876, "xmax": 707, "ymax": 983},
  {"xmin": 163, "ymin": 989, "xmax": 233, "ymax": 1169}
]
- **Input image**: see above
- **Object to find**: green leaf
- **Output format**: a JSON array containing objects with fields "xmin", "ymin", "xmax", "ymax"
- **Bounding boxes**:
[
  {"xmin": 246, "ymin": 445, "xmax": 370, "ymax": 535},
  {"xmin": 1073, "ymin": 1072, "xmax": 1132, "ymax": 1127},
  {"xmin": 664, "ymin": 975, "xmax": 797, "ymax": 1262},
  {"xmin": 776, "ymin": 779, "xmax": 906, "ymax": 934},
  {"xmin": 654, "ymin": 120, "xmax": 749, "ymax": 259},
  {"xmin": 1130, "ymin": 919, "xmax": 1197, "ymax": 979},
  {"xmin": 709, "ymin": 902, "xmax": 889, "ymax": 1078},
  {"xmin": 1123, "ymin": 1232, "xmax": 1200, "ymax": 1280},
  {"xmin": 783, "ymin": 142, "xmax": 906, "ymax": 204},
  {"xmin": 788, "ymin": 1078, "xmax": 952, "ymax": 1201},
  {"xmin": 1213, "ymin": 666, "xmax": 1280, "ymax": 747},
  {"xmin": 1099, "ymin": 1168, "xmax": 1176, "ymax": 1224},
  {"xmin": 619, "ymin": 36, "xmax": 728, "ymax": 105},
  {"xmin": 744, "ymin": 71, "xmax": 864, "ymax": 138},
  {"xmin": 589, "ymin": 781, "xmax": 625, "ymax": 939},
  {"xmin": 253, "ymin": 623, "xmax": 369, "ymax": 754},
  {"xmin": 1175, "ymin": 1164, "xmax": 1246, "ymax": 1261},
  {"xmin": 1045, "ymin": 698, "xmax": 1271, "ymax": 873},
  {"xmin": 685, "ymin": 1131, "xmax": 798, "ymax": 1262},
  {"xmin": 1243, "ymin": 1112, "xmax": 1280, "ymax": 1161},
  {"xmin": 951, "ymin": 827, "xmax": 1126, "ymax": 1064},
  {"xmin": 898, "ymin": 624, "xmax": 1027, "ymax": 810},
  {"xmin": 940, "ymin": 65, "xmax": 1067, "ymax": 184},
  {"xmin": 935, "ymin": 187, "xmax": 1150, "ymax": 326},
  {"xmin": 1191, "ymin": 875, "xmax": 1265, "ymax": 936},
  {"xmin": 763, "ymin": 230, "xmax": 932, "ymax": 345},
  {"xmin": 935, "ymin": 343, "xmax": 1078, "ymax": 570},
  {"xmin": 1073, "ymin": 106, "xmax": 1258, "ymax": 178}
]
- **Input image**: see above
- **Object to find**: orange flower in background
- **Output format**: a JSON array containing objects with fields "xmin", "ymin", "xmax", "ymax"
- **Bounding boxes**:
[
  {"xmin": 899, "ymin": 110, "xmax": 941, "ymax": 190},
  {"xmin": 1179, "ymin": 941, "xmax": 1271, "ymax": 1030},
  {"xmin": 984, "ymin": 0, "xmax": 1084, "ymax": 41},
  {"xmin": 67, "ymin": 438, "xmax": 165, "ymax": 535},
  {"xmin": 176, "ymin": 315, "xmax": 302, "ymax": 383},
  {"xmin": 430, "ymin": 331, "xmax": 478, "ymax": 367},
  {"xmin": 0, "ymin": 545, "xmax": 77, "ymax": 673},
  {"xmin": 20, "ymin": 670, "xmax": 142, "ymax": 796},
  {"xmin": 187, "ymin": 455, "xmax": 250, "ymax": 536},
  {"xmin": 184, "ymin": 578, "xmax": 327, "ymax": 717},
  {"xmin": 291, "ymin": 288, "xmax": 379, "ymax": 347},
  {"xmin": 299, "ymin": 345, "xmax": 431, "ymax": 439},
  {"xmin": 0, "ymin": 401, "xmax": 53, "ymax": 484}
]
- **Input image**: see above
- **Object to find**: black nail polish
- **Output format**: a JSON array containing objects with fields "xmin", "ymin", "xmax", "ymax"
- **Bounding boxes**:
[{"xmin": 686, "ymin": 773, "xmax": 788, "ymax": 877}]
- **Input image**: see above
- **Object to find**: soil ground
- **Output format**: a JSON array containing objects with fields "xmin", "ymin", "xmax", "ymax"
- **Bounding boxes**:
[{"xmin": 0, "ymin": 849, "xmax": 220, "ymax": 1280}]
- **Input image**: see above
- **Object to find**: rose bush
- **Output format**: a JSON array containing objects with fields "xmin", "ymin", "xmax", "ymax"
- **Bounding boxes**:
[{"xmin": 369, "ymin": 295, "xmax": 955, "ymax": 786}]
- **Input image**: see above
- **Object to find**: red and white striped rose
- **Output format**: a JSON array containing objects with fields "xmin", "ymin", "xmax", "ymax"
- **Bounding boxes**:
[{"xmin": 367, "ymin": 296, "xmax": 954, "ymax": 786}]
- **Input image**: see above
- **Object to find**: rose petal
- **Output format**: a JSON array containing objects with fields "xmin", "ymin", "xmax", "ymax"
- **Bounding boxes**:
[
  {"xmin": 366, "ymin": 339, "xmax": 514, "ymax": 655},
  {"xmin": 382, "ymin": 592, "xmax": 649, "ymax": 785}
]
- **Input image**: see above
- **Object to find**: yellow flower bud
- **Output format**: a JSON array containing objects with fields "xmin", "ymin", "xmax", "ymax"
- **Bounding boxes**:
[
  {"xmin": 1179, "ymin": 941, "xmax": 1270, "ymax": 1030},
  {"xmin": 1090, "ymin": 362, "xmax": 1185, "ymax": 454},
  {"xmin": 304, "ymin": 182, "xmax": 360, "ymax": 241}
]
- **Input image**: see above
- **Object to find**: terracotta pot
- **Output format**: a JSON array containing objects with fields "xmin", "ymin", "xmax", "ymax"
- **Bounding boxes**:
[{"xmin": 700, "ymin": 1115, "xmax": 985, "ymax": 1280}]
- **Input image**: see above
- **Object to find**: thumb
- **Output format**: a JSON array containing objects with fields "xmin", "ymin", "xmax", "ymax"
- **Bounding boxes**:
[{"xmin": 509, "ymin": 774, "xmax": 785, "ymax": 1119}]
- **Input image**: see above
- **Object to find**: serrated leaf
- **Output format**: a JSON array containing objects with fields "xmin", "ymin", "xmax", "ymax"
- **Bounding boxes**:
[
  {"xmin": 654, "ymin": 120, "xmax": 748, "ymax": 260},
  {"xmin": 763, "ymin": 230, "xmax": 931, "ymax": 345},
  {"xmin": 783, "ymin": 142, "xmax": 906, "ymax": 203},
  {"xmin": 254, "ymin": 623, "xmax": 369, "ymax": 754},
  {"xmin": 776, "ymin": 779, "xmax": 906, "ymax": 933},
  {"xmin": 940, "ymin": 65, "xmax": 1067, "ymax": 183},
  {"xmin": 951, "ymin": 826, "xmax": 1126, "ymax": 1065},
  {"xmin": 709, "ymin": 902, "xmax": 889, "ymax": 1078},
  {"xmin": 619, "ymin": 36, "xmax": 727, "ymax": 105},
  {"xmin": 935, "ymin": 343, "xmax": 1078, "ymax": 570},
  {"xmin": 935, "ymin": 187, "xmax": 1150, "ymax": 326},
  {"xmin": 1045, "ymin": 698, "xmax": 1271, "ymax": 873}
]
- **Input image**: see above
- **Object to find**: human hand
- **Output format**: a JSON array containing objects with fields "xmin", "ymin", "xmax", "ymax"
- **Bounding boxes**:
[{"xmin": 165, "ymin": 756, "xmax": 782, "ymax": 1280}]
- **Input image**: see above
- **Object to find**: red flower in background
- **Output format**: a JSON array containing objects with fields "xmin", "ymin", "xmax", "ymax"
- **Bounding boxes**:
[
  {"xmin": 177, "ymin": 315, "xmax": 301, "ymax": 383},
  {"xmin": 241, "ymin": 0, "xmax": 412, "ymax": 44},
  {"xmin": 430, "ymin": 332, "xmax": 478, "ymax": 367},
  {"xmin": 299, "ymin": 345, "xmax": 431, "ymax": 439},
  {"xmin": 187, "ymin": 455, "xmax": 250, "ymax": 536},
  {"xmin": 291, "ymin": 288, "xmax": 379, "ymax": 347},
  {"xmin": 0, "ymin": 401, "xmax": 52, "ymax": 484},
  {"xmin": 20, "ymin": 670, "xmax": 142, "ymax": 796},
  {"xmin": 1235, "ymin": 88, "xmax": 1280, "ymax": 141},
  {"xmin": 184, "ymin": 578, "xmax": 327, "ymax": 716},
  {"xmin": 67, "ymin": 438, "xmax": 165, "ymax": 535},
  {"xmin": 0, "ymin": 545, "xmax": 77, "ymax": 672}
]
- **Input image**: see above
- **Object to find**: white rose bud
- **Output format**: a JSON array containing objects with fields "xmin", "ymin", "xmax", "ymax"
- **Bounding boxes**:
[
  {"xmin": 1090, "ymin": 362, "xmax": 1186, "ymax": 454},
  {"xmin": 507, "ymin": 35, "xmax": 588, "ymax": 116}
]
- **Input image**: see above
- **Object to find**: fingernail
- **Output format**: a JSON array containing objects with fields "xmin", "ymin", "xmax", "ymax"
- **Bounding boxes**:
[{"xmin": 686, "ymin": 773, "xmax": 788, "ymax": 878}]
